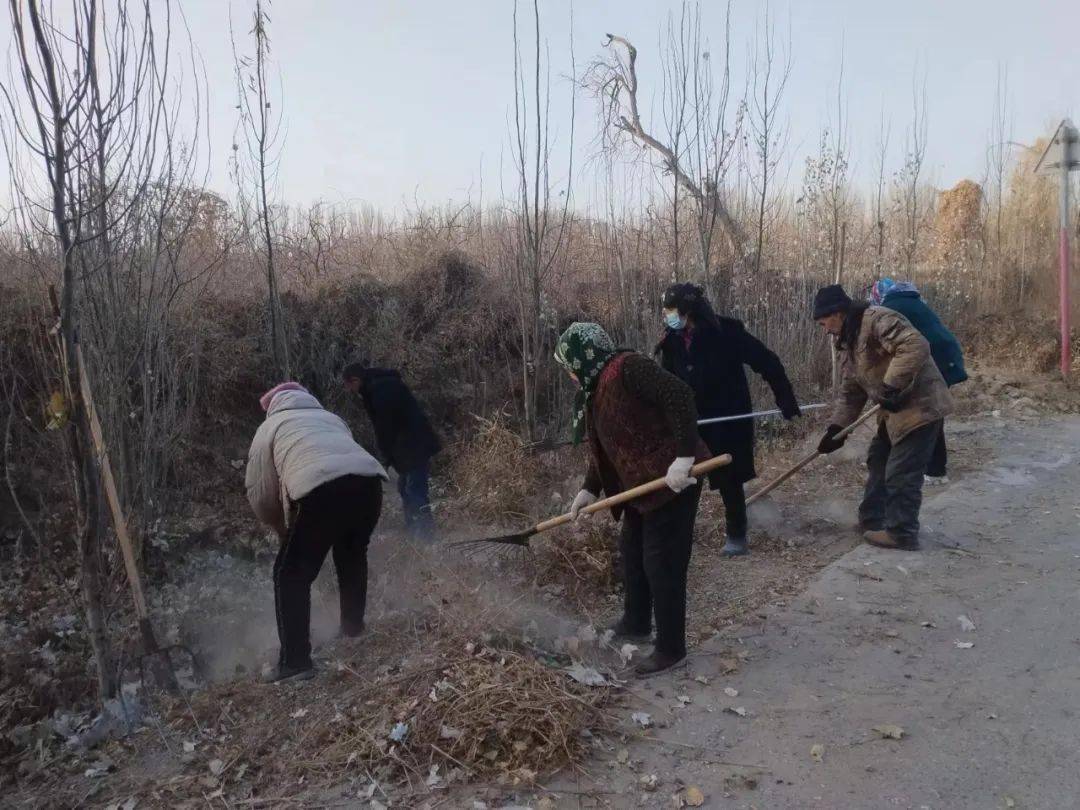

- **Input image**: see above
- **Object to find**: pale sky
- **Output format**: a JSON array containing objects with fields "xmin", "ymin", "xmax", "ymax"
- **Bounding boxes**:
[{"xmin": 4, "ymin": 0, "xmax": 1079, "ymax": 213}]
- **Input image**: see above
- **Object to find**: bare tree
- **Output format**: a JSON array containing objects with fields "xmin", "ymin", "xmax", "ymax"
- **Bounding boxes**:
[
  {"xmin": 873, "ymin": 106, "xmax": 891, "ymax": 274},
  {"xmin": 893, "ymin": 69, "xmax": 929, "ymax": 278},
  {"xmin": 985, "ymin": 64, "xmax": 1010, "ymax": 265},
  {"xmin": 745, "ymin": 3, "xmax": 792, "ymax": 276},
  {"xmin": 0, "ymin": 0, "xmax": 199, "ymax": 702},
  {"xmin": 586, "ymin": 2, "xmax": 746, "ymax": 299},
  {"xmin": 231, "ymin": 0, "xmax": 290, "ymax": 378},
  {"xmin": 503, "ymin": 0, "xmax": 575, "ymax": 440}
]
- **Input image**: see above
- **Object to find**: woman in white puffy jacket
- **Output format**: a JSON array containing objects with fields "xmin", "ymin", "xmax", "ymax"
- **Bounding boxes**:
[{"xmin": 245, "ymin": 382, "xmax": 388, "ymax": 683}]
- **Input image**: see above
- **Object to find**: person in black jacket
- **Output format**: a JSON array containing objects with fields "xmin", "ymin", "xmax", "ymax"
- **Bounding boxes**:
[
  {"xmin": 342, "ymin": 363, "xmax": 441, "ymax": 542},
  {"xmin": 656, "ymin": 283, "xmax": 801, "ymax": 557}
]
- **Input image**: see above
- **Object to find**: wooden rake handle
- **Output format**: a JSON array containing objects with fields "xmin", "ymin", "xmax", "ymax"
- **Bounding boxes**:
[
  {"xmin": 533, "ymin": 454, "xmax": 733, "ymax": 535},
  {"xmin": 746, "ymin": 404, "xmax": 882, "ymax": 507}
]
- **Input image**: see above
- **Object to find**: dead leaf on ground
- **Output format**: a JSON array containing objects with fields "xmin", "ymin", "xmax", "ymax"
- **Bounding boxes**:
[
  {"xmin": 958, "ymin": 615, "xmax": 977, "ymax": 632},
  {"xmin": 684, "ymin": 785, "xmax": 706, "ymax": 806},
  {"xmin": 725, "ymin": 706, "xmax": 748, "ymax": 717},
  {"xmin": 810, "ymin": 743, "xmax": 825, "ymax": 762},
  {"xmin": 955, "ymin": 641, "xmax": 975, "ymax": 649},
  {"xmin": 723, "ymin": 687, "xmax": 739, "ymax": 698},
  {"xmin": 640, "ymin": 773, "xmax": 660, "ymax": 791},
  {"xmin": 564, "ymin": 662, "xmax": 607, "ymax": 687},
  {"xmin": 872, "ymin": 724, "xmax": 905, "ymax": 740},
  {"xmin": 718, "ymin": 657, "xmax": 740, "ymax": 674},
  {"xmin": 631, "ymin": 711, "xmax": 653, "ymax": 728}
]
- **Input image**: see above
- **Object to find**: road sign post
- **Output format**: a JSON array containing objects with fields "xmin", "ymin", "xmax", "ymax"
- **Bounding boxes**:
[{"xmin": 1035, "ymin": 119, "xmax": 1079, "ymax": 379}]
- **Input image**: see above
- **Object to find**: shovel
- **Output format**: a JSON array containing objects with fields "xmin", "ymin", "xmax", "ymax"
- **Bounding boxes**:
[
  {"xmin": 746, "ymin": 404, "xmax": 882, "ymax": 506},
  {"xmin": 74, "ymin": 339, "xmax": 197, "ymax": 692},
  {"xmin": 453, "ymin": 454, "xmax": 732, "ymax": 553}
]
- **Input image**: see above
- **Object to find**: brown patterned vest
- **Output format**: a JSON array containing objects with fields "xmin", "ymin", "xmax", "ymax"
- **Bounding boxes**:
[{"xmin": 587, "ymin": 353, "xmax": 709, "ymax": 516}]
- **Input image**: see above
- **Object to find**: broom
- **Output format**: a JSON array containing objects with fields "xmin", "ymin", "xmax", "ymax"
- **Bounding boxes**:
[{"xmin": 453, "ymin": 454, "xmax": 732, "ymax": 553}]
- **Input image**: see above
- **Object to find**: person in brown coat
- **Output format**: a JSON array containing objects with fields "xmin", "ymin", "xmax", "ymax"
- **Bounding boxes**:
[
  {"xmin": 556, "ymin": 322, "xmax": 708, "ymax": 676},
  {"xmin": 812, "ymin": 285, "xmax": 953, "ymax": 551}
]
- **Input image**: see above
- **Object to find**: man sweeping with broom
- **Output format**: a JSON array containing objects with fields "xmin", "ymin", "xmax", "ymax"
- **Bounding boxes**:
[
  {"xmin": 812, "ymin": 285, "xmax": 954, "ymax": 551},
  {"xmin": 557, "ymin": 322, "xmax": 708, "ymax": 676}
]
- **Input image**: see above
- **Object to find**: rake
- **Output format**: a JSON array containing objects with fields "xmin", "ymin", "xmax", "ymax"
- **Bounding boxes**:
[
  {"xmin": 746, "ymin": 404, "xmax": 882, "ymax": 506},
  {"xmin": 452, "ymin": 454, "xmax": 732, "ymax": 554}
]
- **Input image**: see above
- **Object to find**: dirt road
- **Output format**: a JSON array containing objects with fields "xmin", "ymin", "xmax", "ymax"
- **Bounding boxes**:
[{"xmin": 562, "ymin": 415, "xmax": 1080, "ymax": 809}]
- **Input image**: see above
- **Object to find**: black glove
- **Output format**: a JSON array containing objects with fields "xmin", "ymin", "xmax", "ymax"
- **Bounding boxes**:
[
  {"xmin": 817, "ymin": 424, "xmax": 846, "ymax": 454},
  {"xmin": 779, "ymin": 397, "xmax": 802, "ymax": 421},
  {"xmin": 878, "ymin": 384, "xmax": 907, "ymax": 413}
]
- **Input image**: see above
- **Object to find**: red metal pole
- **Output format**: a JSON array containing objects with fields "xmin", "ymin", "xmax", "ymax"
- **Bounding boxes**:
[{"xmin": 1062, "ymin": 157, "xmax": 1072, "ymax": 378}]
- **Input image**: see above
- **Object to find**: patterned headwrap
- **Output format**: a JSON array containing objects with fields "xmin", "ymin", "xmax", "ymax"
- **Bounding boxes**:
[
  {"xmin": 869, "ymin": 278, "xmax": 896, "ymax": 305},
  {"xmin": 554, "ymin": 322, "xmax": 620, "ymax": 444},
  {"xmin": 869, "ymin": 278, "xmax": 919, "ymax": 304}
]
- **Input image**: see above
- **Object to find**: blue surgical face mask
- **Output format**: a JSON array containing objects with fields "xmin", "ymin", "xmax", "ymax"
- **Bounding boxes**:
[{"xmin": 664, "ymin": 311, "xmax": 686, "ymax": 331}]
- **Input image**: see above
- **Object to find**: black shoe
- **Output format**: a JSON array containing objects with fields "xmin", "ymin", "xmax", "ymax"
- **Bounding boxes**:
[
  {"xmin": 858, "ymin": 519, "xmax": 884, "ymax": 532},
  {"xmin": 863, "ymin": 530, "xmax": 920, "ymax": 551},
  {"xmin": 721, "ymin": 535, "xmax": 748, "ymax": 557},
  {"xmin": 607, "ymin": 619, "xmax": 651, "ymax": 644},
  {"xmin": 634, "ymin": 651, "xmax": 686, "ymax": 677},
  {"xmin": 340, "ymin": 621, "xmax": 366, "ymax": 638},
  {"xmin": 261, "ymin": 663, "xmax": 316, "ymax": 684}
]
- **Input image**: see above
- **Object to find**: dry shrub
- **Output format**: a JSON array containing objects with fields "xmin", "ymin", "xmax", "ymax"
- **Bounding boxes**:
[
  {"xmin": 931, "ymin": 179, "xmax": 983, "ymax": 266},
  {"xmin": 444, "ymin": 413, "xmax": 545, "ymax": 525}
]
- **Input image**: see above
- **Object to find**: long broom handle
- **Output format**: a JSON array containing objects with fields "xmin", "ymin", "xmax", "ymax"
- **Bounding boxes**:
[
  {"xmin": 746, "ymin": 404, "xmax": 882, "ymax": 507},
  {"xmin": 74, "ymin": 342, "xmax": 150, "ymax": 622},
  {"xmin": 697, "ymin": 402, "xmax": 828, "ymax": 426},
  {"xmin": 533, "ymin": 454, "xmax": 732, "ymax": 535}
]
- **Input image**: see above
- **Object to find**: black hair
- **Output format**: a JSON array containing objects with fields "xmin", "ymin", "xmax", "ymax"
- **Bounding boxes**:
[
  {"xmin": 662, "ymin": 282, "xmax": 723, "ymax": 332},
  {"xmin": 341, "ymin": 361, "xmax": 367, "ymax": 381},
  {"xmin": 837, "ymin": 301, "xmax": 870, "ymax": 360}
]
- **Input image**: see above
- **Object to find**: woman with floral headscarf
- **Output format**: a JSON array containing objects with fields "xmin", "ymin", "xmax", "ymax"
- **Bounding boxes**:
[{"xmin": 555, "ymin": 322, "xmax": 708, "ymax": 675}]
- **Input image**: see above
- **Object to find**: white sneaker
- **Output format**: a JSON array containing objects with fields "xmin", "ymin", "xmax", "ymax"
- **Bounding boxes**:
[{"xmin": 924, "ymin": 475, "xmax": 949, "ymax": 486}]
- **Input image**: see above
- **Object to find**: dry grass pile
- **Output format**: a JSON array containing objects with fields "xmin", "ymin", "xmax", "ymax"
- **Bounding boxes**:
[
  {"xmin": 444, "ymin": 413, "xmax": 564, "ymax": 526},
  {"xmin": 73, "ymin": 635, "xmax": 613, "ymax": 808},
  {"xmin": 535, "ymin": 520, "xmax": 620, "ymax": 600},
  {"xmin": 312, "ymin": 643, "xmax": 605, "ymax": 786}
]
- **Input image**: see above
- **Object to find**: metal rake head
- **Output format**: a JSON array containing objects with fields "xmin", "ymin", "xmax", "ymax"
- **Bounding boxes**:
[{"xmin": 449, "ymin": 531, "xmax": 534, "ymax": 561}]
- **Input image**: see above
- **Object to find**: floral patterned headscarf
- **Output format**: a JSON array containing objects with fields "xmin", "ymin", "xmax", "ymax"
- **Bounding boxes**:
[{"xmin": 555, "ymin": 322, "xmax": 620, "ymax": 444}]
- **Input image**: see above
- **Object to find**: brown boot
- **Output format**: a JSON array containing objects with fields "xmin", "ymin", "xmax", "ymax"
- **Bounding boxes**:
[{"xmin": 863, "ymin": 530, "xmax": 920, "ymax": 551}]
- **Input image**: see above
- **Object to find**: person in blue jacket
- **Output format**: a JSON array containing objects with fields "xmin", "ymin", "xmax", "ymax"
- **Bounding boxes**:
[{"xmin": 870, "ymin": 279, "xmax": 967, "ymax": 482}]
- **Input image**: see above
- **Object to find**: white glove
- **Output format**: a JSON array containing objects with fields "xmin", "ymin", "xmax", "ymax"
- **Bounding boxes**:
[
  {"xmin": 570, "ymin": 489, "xmax": 598, "ymax": 520},
  {"xmin": 665, "ymin": 456, "xmax": 698, "ymax": 493}
]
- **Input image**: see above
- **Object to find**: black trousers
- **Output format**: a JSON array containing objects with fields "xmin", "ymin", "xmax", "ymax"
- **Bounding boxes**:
[
  {"xmin": 618, "ymin": 485, "xmax": 702, "ymax": 658},
  {"xmin": 715, "ymin": 469, "xmax": 748, "ymax": 539},
  {"xmin": 273, "ymin": 474, "xmax": 383, "ymax": 670},
  {"xmin": 926, "ymin": 421, "xmax": 947, "ymax": 477},
  {"xmin": 860, "ymin": 421, "xmax": 941, "ymax": 542}
]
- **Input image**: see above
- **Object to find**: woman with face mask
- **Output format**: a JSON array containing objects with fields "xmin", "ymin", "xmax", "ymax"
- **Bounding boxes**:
[{"xmin": 656, "ymin": 283, "xmax": 801, "ymax": 557}]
